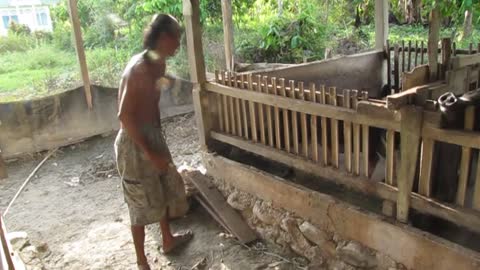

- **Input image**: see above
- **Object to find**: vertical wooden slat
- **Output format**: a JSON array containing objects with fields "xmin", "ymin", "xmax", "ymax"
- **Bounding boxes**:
[
  {"xmin": 472, "ymin": 157, "xmax": 480, "ymax": 210},
  {"xmin": 421, "ymin": 41, "xmax": 425, "ymax": 64},
  {"xmin": 386, "ymin": 40, "xmax": 392, "ymax": 93},
  {"xmin": 310, "ymin": 83, "xmax": 319, "ymax": 162},
  {"xmin": 264, "ymin": 76, "xmax": 274, "ymax": 147},
  {"xmin": 402, "ymin": 40, "xmax": 406, "ymax": 73},
  {"xmin": 299, "ymin": 82, "xmax": 309, "ymax": 158},
  {"xmin": 456, "ymin": 106, "xmax": 475, "ymax": 206},
  {"xmin": 386, "ymin": 130, "xmax": 395, "ymax": 186},
  {"xmin": 394, "ymin": 44, "xmax": 400, "ymax": 92},
  {"xmin": 280, "ymin": 79, "xmax": 290, "ymax": 152},
  {"xmin": 272, "ymin": 77, "xmax": 282, "ymax": 149},
  {"xmin": 343, "ymin": 89, "xmax": 352, "ymax": 173},
  {"xmin": 247, "ymin": 74, "xmax": 258, "ymax": 142},
  {"xmin": 361, "ymin": 91, "xmax": 370, "ymax": 177},
  {"xmin": 227, "ymin": 72, "xmax": 236, "ymax": 135},
  {"xmin": 418, "ymin": 138, "xmax": 434, "ymax": 196},
  {"xmin": 452, "ymin": 42, "xmax": 457, "ymax": 56},
  {"xmin": 320, "ymin": 86, "xmax": 329, "ymax": 166},
  {"xmin": 407, "ymin": 40, "xmax": 412, "ymax": 71},
  {"xmin": 469, "ymin": 43, "xmax": 473, "ymax": 54},
  {"xmin": 234, "ymin": 73, "xmax": 243, "ymax": 137},
  {"xmin": 330, "ymin": 87, "xmax": 339, "ymax": 168},
  {"xmin": 240, "ymin": 74, "xmax": 249, "ymax": 140},
  {"xmin": 289, "ymin": 80, "xmax": 299, "ymax": 154},
  {"xmin": 215, "ymin": 71, "xmax": 225, "ymax": 132},
  {"xmin": 256, "ymin": 75, "xmax": 266, "ymax": 144},
  {"xmin": 397, "ymin": 106, "xmax": 423, "ymax": 223},
  {"xmin": 221, "ymin": 71, "xmax": 230, "ymax": 133},
  {"xmin": 352, "ymin": 90, "xmax": 360, "ymax": 175},
  {"xmin": 414, "ymin": 41, "xmax": 419, "ymax": 67}
]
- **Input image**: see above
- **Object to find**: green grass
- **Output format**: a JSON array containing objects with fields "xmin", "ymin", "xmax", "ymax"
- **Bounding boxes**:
[
  {"xmin": 1, "ymin": 23, "xmax": 478, "ymax": 103},
  {"xmin": 0, "ymin": 46, "xmax": 79, "ymax": 102}
]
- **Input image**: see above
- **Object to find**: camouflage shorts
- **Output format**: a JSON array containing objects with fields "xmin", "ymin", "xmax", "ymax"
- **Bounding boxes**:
[{"xmin": 114, "ymin": 125, "xmax": 188, "ymax": 225}]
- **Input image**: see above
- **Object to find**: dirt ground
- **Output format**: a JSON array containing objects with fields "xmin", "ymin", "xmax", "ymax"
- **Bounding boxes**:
[{"xmin": 0, "ymin": 113, "xmax": 304, "ymax": 270}]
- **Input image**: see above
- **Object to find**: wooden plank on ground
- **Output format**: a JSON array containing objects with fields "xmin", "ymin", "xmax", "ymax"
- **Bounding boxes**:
[{"xmin": 186, "ymin": 171, "xmax": 257, "ymax": 244}]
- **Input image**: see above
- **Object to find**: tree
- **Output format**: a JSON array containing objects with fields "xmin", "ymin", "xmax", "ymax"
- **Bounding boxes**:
[{"xmin": 461, "ymin": 0, "xmax": 473, "ymax": 40}]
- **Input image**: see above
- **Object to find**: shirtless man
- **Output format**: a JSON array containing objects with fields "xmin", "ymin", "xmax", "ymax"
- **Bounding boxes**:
[{"xmin": 114, "ymin": 14, "xmax": 192, "ymax": 270}]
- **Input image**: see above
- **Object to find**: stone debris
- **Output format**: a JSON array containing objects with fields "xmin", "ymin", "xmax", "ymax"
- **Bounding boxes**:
[
  {"xmin": 227, "ymin": 190, "xmax": 255, "ymax": 211},
  {"xmin": 337, "ymin": 242, "xmax": 377, "ymax": 269},
  {"xmin": 8, "ymin": 231, "xmax": 29, "ymax": 250},
  {"xmin": 8, "ymin": 231, "xmax": 48, "ymax": 270},
  {"xmin": 213, "ymin": 178, "xmax": 403, "ymax": 270},
  {"xmin": 253, "ymin": 201, "xmax": 284, "ymax": 225},
  {"xmin": 299, "ymin": 221, "xmax": 336, "ymax": 258},
  {"xmin": 280, "ymin": 217, "xmax": 316, "ymax": 261},
  {"xmin": 328, "ymin": 259, "xmax": 357, "ymax": 270}
]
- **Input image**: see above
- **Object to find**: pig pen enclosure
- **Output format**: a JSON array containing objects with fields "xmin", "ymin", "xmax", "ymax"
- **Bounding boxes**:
[
  {"xmin": 186, "ymin": 0, "xmax": 480, "ymax": 269},
  {"xmin": 2, "ymin": 0, "xmax": 480, "ymax": 269}
]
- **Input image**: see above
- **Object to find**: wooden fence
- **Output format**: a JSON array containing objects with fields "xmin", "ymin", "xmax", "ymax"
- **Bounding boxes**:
[
  {"xmin": 387, "ymin": 40, "xmax": 480, "ymax": 93},
  {"xmin": 203, "ymin": 69, "xmax": 480, "ymax": 235}
]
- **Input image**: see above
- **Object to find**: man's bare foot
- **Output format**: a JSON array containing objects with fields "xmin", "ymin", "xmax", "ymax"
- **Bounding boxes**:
[
  {"xmin": 137, "ymin": 264, "xmax": 151, "ymax": 270},
  {"xmin": 162, "ymin": 230, "xmax": 193, "ymax": 254}
]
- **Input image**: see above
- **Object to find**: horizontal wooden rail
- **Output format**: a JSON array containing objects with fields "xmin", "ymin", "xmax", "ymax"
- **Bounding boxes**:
[
  {"xmin": 205, "ymin": 82, "xmax": 400, "ymax": 131},
  {"xmin": 422, "ymin": 126, "xmax": 480, "ymax": 149},
  {"xmin": 210, "ymin": 131, "xmax": 480, "ymax": 235},
  {"xmin": 451, "ymin": 54, "xmax": 480, "ymax": 69}
]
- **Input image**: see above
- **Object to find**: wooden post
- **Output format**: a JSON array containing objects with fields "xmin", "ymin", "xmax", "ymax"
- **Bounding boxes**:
[
  {"xmin": 67, "ymin": 0, "xmax": 92, "ymax": 109},
  {"xmin": 441, "ymin": 38, "xmax": 452, "ymax": 80},
  {"xmin": 375, "ymin": 0, "xmax": 389, "ymax": 50},
  {"xmin": 221, "ymin": 0, "xmax": 234, "ymax": 71},
  {"xmin": 375, "ymin": 0, "xmax": 389, "ymax": 88},
  {"xmin": 397, "ymin": 106, "xmax": 423, "ymax": 223},
  {"xmin": 184, "ymin": 0, "xmax": 210, "ymax": 147},
  {"xmin": 428, "ymin": 6, "xmax": 441, "ymax": 81}
]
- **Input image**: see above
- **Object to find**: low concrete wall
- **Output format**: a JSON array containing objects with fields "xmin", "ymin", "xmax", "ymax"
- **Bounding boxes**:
[
  {"xmin": 0, "ymin": 78, "xmax": 193, "ymax": 159},
  {"xmin": 250, "ymin": 50, "xmax": 385, "ymax": 98}
]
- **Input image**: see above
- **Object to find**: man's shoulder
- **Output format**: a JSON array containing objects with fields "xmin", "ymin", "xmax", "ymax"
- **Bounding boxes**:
[{"xmin": 122, "ymin": 52, "xmax": 149, "ymax": 79}]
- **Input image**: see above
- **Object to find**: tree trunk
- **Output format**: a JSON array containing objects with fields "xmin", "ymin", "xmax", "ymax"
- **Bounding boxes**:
[
  {"xmin": 278, "ymin": 0, "xmax": 283, "ymax": 16},
  {"xmin": 407, "ymin": 0, "xmax": 421, "ymax": 23},
  {"xmin": 428, "ymin": 6, "xmax": 441, "ymax": 81},
  {"xmin": 462, "ymin": 8, "xmax": 473, "ymax": 40},
  {"xmin": 399, "ymin": 0, "xmax": 407, "ymax": 23}
]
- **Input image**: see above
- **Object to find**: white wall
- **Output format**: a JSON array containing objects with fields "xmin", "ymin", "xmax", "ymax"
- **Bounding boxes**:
[{"xmin": 0, "ymin": 4, "xmax": 53, "ymax": 36}]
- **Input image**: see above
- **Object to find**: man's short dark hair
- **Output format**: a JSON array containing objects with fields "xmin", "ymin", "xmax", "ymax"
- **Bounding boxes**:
[{"xmin": 143, "ymin": 14, "xmax": 180, "ymax": 50}]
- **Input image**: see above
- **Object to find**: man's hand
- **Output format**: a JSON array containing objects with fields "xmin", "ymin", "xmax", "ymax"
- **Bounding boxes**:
[{"xmin": 147, "ymin": 151, "xmax": 170, "ymax": 172}]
